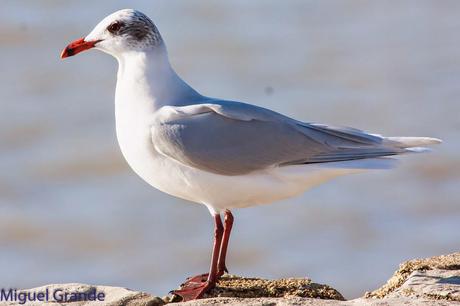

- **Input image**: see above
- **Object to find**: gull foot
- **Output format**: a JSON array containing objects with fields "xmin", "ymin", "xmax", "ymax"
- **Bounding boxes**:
[
  {"xmin": 182, "ymin": 273, "xmax": 208, "ymax": 285},
  {"xmin": 182, "ymin": 268, "xmax": 227, "ymax": 286},
  {"xmin": 172, "ymin": 280, "xmax": 214, "ymax": 302}
]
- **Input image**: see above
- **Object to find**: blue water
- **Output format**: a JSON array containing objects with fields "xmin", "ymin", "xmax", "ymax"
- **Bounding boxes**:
[{"xmin": 0, "ymin": 1, "xmax": 459, "ymax": 299}]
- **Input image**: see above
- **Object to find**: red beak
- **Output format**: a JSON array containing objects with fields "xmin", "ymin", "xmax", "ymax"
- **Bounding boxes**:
[{"xmin": 60, "ymin": 38, "xmax": 101, "ymax": 59}]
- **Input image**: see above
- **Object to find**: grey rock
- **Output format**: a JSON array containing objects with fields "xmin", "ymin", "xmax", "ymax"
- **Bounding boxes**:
[
  {"xmin": 385, "ymin": 269, "xmax": 460, "ymax": 301},
  {"xmin": 366, "ymin": 252, "xmax": 460, "ymax": 299}
]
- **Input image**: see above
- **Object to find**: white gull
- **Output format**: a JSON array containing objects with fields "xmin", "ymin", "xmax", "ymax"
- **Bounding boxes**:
[{"xmin": 61, "ymin": 9, "xmax": 441, "ymax": 301}]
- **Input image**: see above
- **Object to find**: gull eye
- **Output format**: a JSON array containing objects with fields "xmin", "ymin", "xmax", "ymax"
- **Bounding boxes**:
[{"xmin": 107, "ymin": 21, "xmax": 123, "ymax": 34}]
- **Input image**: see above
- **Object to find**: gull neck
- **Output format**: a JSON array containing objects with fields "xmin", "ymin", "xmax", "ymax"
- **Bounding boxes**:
[{"xmin": 115, "ymin": 46, "xmax": 202, "ymax": 112}]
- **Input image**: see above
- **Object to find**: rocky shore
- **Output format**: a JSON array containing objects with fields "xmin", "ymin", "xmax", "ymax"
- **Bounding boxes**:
[{"xmin": 1, "ymin": 253, "xmax": 458, "ymax": 305}]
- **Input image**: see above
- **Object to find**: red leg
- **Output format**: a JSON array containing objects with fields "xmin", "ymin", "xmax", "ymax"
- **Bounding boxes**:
[
  {"xmin": 182, "ymin": 210, "xmax": 234, "ymax": 284},
  {"xmin": 217, "ymin": 210, "xmax": 234, "ymax": 276},
  {"xmin": 172, "ymin": 214, "xmax": 224, "ymax": 301}
]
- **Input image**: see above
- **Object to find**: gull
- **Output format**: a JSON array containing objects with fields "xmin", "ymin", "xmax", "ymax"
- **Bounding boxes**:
[{"xmin": 61, "ymin": 9, "xmax": 441, "ymax": 301}]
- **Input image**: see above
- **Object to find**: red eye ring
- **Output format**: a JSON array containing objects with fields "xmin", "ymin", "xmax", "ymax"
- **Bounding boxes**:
[{"xmin": 107, "ymin": 21, "xmax": 122, "ymax": 34}]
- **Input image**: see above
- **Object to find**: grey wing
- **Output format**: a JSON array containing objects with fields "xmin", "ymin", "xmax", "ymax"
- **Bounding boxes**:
[{"xmin": 151, "ymin": 102, "xmax": 405, "ymax": 176}]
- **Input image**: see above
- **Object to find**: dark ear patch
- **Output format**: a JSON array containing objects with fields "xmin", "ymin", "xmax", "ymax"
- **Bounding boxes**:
[{"xmin": 130, "ymin": 26, "xmax": 149, "ymax": 40}]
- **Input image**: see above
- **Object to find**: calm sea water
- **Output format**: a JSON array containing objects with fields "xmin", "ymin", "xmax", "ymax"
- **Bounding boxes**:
[{"xmin": 0, "ymin": 1, "xmax": 459, "ymax": 299}]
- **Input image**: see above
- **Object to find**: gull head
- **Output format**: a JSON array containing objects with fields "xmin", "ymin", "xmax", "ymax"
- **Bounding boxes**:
[{"xmin": 61, "ymin": 9, "xmax": 163, "ymax": 59}]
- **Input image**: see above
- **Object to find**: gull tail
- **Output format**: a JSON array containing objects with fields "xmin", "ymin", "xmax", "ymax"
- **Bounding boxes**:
[
  {"xmin": 316, "ymin": 136, "xmax": 442, "ymax": 171},
  {"xmin": 384, "ymin": 136, "xmax": 442, "ymax": 152}
]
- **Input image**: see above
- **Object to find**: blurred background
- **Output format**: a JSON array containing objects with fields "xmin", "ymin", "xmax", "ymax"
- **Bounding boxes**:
[{"xmin": 0, "ymin": 0, "xmax": 459, "ymax": 299}]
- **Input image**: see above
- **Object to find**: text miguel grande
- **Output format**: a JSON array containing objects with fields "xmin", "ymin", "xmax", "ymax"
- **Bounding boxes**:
[{"xmin": 1, "ymin": 288, "xmax": 105, "ymax": 304}]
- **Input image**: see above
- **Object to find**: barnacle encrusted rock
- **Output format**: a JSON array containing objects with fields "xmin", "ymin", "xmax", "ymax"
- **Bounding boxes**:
[{"xmin": 201, "ymin": 275, "xmax": 345, "ymax": 300}]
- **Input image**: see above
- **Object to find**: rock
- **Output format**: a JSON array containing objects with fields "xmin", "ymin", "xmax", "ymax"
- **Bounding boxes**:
[
  {"xmin": 385, "ymin": 269, "xmax": 460, "ymax": 301},
  {"xmin": 365, "ymin": 252, "xmax": 460, "ymax": 301},
  {"xmin": 177, "ymin": 296, "xmax": 457, "ymax": 305},
  {"xmin": 175, "ymin": 264, "xmax": 460, "ymax": 306},
  {"xmin": 1, "ymin": 253, "xmax": 459, "ymax": 305},
  {"xmin": 179, "ymin": 275, "xmax": 345, "ymax": 300}
]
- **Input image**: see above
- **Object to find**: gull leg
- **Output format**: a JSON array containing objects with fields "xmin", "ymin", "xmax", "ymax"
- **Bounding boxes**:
[
  {"xmin": 182, "ymin": 210, "xmax": 234, "ymax": 284},
  {"xmin": 217, "ymin": 210, "xmax": 234, "ymax": 276},
  {"xmin": 172, "ymin": 214, "xmax": 224, "ymax": 301}
]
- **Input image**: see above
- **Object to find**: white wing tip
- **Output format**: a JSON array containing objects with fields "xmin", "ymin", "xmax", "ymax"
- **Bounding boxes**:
[
  {"xmin": 431, "ymin": 137, "xmax": 443, "ymax": 144},
  {"xmin": 418, "ymin": 137, "xmax": 443, "ymax": 144}
]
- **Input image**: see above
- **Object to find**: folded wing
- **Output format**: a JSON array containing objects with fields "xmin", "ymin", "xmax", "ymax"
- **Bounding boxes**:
[{"xmin": 151, "ymin": 101, "xmax": 438, "ymax": 176}]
